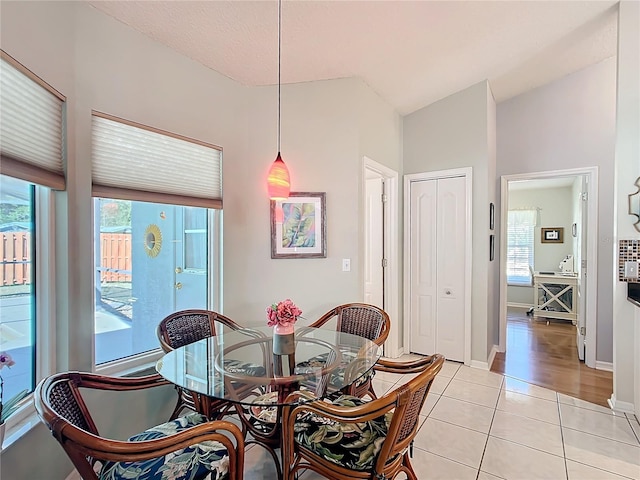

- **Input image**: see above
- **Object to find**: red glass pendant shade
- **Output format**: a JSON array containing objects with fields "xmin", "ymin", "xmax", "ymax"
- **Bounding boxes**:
[{"xmin": 267, "ymin": 152, "xmax": 290, "ymax": 200}]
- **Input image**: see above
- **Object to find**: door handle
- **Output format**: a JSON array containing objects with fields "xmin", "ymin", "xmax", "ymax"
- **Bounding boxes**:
[
  {"xmin": 444, "ymin": 289, "xmax": 452, "ymax": 295},
  {"xmin": 175, "ymin": 267, "xmax": 183, "ymax": 274},
  {"xmin": 174, "ymin": 282, "xmax": 183, "ymax": 290}
]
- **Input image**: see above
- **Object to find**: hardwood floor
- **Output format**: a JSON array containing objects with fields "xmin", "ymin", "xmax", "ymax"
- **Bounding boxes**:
[{"xmin": 491, "ymin": 308, "xmax": 613, "ymax": 407}]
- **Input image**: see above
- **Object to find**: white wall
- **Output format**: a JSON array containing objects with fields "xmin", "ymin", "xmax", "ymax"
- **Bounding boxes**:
[
  {"xmin": 612, "ymin": 0, "xmax": 639, "ymax": 412},
  {"xmin": 486, "ymin": 86, "xmax": 499, "ymax": 355},
  {"xmin": 225, "ymin": 78, "xmax": 361, "ymax": 325},
  {"xmin": 403, "ymin": 81, "xmax": 494, "ymax": 364},
  {"xmin": 497, "ymin": 58, "xmax": 617, "ymax": 363},
  {"xmin": 506, "ymin": 186, "xmax": 575, "ymax": 305}
]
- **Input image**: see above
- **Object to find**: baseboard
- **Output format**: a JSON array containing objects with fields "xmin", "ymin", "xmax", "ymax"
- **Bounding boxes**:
[
  {"xmin": 607, "ymin": 394, "xmax": 635, "ymax": 413},
  {"xmin": 469, "ymin": 360, "xmax": 489, "ymax": 370},
  {"xmin": 595, "ymin": 361, "xmax": 613, "ymax": 372},
  {"xmin": 507, "ymin": 302, "xmax": 533, "ymax": 310},
  {"xmin": 488, "ymin": 345, "xmax": 499, "ymax": 370},
  {"xmin": 65, "ymin": 470, "xmax": 81, "ymax": 480},
  {"xmin": 469, "ymin": 345, "xmax": 500, "ymax": 371}
]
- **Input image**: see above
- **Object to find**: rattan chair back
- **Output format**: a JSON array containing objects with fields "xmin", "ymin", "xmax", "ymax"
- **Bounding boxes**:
[
  {"xmin": 282, "ymin": 353, "xmax": 444, "ymax": 480},
  {"xmin": 157, "ymin": 309, "xmax": 243, "ymax": 352},
  {"xmin": 34, "ymin": 371, "xmax": 245, "ymax": 480},
  {"xmin": 311, "ymin": 303, "xmax": 390, "ymax": 346},
  {"xmin": 156, "ymin": 309, "xmax": 247, "ymax": 420},
  {"xmin": 309, "ymin": 303, "xmax": 391, "ymax": 398}
]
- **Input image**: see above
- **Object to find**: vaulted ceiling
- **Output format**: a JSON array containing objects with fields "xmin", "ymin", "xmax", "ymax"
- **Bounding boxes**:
[{"xmin": 88, "ymin": 0, "xmax": 619, "ymax": 115}]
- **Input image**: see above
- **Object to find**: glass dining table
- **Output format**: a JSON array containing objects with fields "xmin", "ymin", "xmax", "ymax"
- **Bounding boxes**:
[{"xmin": 155, "ymin": 325, "xmax": 382, "ymax": 478}]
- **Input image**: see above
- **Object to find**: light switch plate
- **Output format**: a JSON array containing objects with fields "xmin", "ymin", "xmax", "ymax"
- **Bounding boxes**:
[
  {"xmin": 624, "ymin": 261, "xmax": 639, "ymax": 279},
  {"xmin": 342, "ymin": 259, "xmax": 351, "ymax": 272}
]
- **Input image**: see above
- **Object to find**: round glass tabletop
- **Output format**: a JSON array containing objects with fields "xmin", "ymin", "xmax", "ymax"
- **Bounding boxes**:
[{"xmin": 156, "ymin": 325, "xmax": 382, "ymax": 406}]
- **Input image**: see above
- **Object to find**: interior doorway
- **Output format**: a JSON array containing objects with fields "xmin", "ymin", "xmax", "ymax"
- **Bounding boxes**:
[
  {"xmin": 492, "ymin": 308, "xmax": 612, "ymax": 406},
  {"xmin": 363, "ymin": 157, "xmax": 400, "ymax": 357},
  {"xmin": 498, "ymin": 167, "xmax": 599, "ymax": 370}
]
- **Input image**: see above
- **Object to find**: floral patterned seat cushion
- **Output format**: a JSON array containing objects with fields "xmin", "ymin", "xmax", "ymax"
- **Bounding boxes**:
[
  {"xmin": 296, "ymin": 352, "xmax": 375, "ymax": 389},
  {"xmin": 222, "ymin": 359, "xmax": 266, "ymax": 377},
  {"xmin": 293, "ymin": 395, "xmax": 393, "ymax": 472},
  {"xmin": 95, "ymin": 413, "xmax": 230, "ymax": 480}
]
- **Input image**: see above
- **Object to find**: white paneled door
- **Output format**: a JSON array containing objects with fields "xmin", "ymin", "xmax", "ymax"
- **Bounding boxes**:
[
  {"xmin": 365, "ymin": 177, "xmax": 384, "ymax": 308},
  {"xmin": 408, "ymin": 175, "xmax": 466, "ymax": 361}
]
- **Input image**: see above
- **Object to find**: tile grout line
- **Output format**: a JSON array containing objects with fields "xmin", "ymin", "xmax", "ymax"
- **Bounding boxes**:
[
  {"xmin": 559, "ymin": 403, "xmax": 640, "ymax": 479},
  {"xmin": 558, "ymin": 391, "xmax": 570, "ymax": 480},
  {"xmin": 473, "ymin": 377, "xmax": 503, "ymax": 480},
  {"xmin": 624, "ymin": 413, "xmax": 640, "ymax": 444}
]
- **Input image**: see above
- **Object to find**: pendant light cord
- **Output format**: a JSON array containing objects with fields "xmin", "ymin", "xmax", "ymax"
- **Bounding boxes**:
[{"xmin": 277, "ymin": 0, "xmax": 282, "ymax": 154}]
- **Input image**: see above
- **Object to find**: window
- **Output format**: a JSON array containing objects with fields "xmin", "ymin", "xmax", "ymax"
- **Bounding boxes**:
[
  {"xmin": 0, "ymin": 51, "xmax": 62, "ymax": 432},
  {"xmin": 507, "ymin": 210, "xmax": 536, "ymax": 286},
  {"xmin": 91, "ymin": 113, "xmax": 222, "ymax": 368},
  {"xmin": 94, "ymin": 199, "xmax": 219, "ymax": 364},
  {"xmin": 0, "ymin": 176, "xmax": 35, "ymax": 404}
]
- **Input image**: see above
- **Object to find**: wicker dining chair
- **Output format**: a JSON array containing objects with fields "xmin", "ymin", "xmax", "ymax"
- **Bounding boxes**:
[
  {"xmin": 157, "ymin": 309, "xmax": 265, "ymax": 420},
  {"xmin": 281, "ymin": 354, "xmax": 444, "ymax": 480},
  {"xmin": 34, "ymin": 371, "xmax": 245, "ymax": 480},
  {"xmin": 304, "ymin": 303, "xmax": 391, "ymax": 398}
]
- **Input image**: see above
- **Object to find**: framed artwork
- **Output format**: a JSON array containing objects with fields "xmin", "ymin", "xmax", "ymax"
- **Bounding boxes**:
[
  {"xmin": 270, "ymin": 192, "xmax": 327, "ymax": 259},
  {"xmin": 541, "ymin": 227, "xmax": 564, "ymax": 243},
  {"xmin": 489, "ymin": 202, "xmax": 495, "ymax": 230}
]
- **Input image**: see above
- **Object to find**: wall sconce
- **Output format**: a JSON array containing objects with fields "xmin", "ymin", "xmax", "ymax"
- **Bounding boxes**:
[{"xmin": 629, "ymin": 177, "xmax": 640, "ymax": 232}]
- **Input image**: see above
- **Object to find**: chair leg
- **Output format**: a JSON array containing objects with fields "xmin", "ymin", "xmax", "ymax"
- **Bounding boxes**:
[{"xmin": 402, "ymin": 451, "xmax": 418, "ymax": 480}]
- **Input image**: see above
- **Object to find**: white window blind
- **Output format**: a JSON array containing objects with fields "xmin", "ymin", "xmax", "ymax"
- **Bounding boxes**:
[
  {"xmin": 507, "ymin": 209, "xmax": 536, "ymax": 286},
  {"xmin": 0, "ymin": 51, "xmax": 65, "ymax": 190},
  {"xmin": 91, "ymin": 113, "xmax": 222, "ymax": 209}
]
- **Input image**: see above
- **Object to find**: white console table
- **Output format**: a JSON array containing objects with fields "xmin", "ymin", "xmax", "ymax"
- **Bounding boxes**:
[{"xmin": 533, "ymin": 272, "xmax": 578, "ymax": 323}]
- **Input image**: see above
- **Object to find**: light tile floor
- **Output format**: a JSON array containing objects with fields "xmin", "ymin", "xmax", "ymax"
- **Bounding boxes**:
[{"xmin": 244, "ymin": 360, "xmax": 640, "ymax": 480}]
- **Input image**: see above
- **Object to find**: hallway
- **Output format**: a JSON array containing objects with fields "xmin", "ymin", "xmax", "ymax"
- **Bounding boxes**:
[{"xmin": 491, "ymin": 308, "xmax": 613, "ymax": 407}]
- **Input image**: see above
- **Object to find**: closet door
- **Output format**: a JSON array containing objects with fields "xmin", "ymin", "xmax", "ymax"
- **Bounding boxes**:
[
  {"xmin": 409, "ymin": 175, "xmax": 466, "ymax": 361},
  {"xmin": 436, "ymin": 176, "xmax": 466, "ymax": 361},
  {"xmin": 409, "ymin": 179, "xmax": 438, "ymax": 356}
]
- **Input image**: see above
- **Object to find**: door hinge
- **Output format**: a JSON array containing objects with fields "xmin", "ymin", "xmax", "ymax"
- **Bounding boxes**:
[
  {"xmin": 381, "ymin": 258, "xmax": 388, "ymax": 268},
  {"xmin": 581, "ymin": 192, "xmax": 588, "ymax": 201},
  {"xmin": 580, "ymin": 326, "xmax": 586, "ymax": 336},
  {"xmin": 381, "ymin": 193, "xmax": 388, "ymax": 203}
]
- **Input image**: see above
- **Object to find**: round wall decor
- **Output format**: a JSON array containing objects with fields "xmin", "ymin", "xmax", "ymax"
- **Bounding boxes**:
[{"xmin": 144, "ymin": 224, "xmax": 163, "ymax": 258}]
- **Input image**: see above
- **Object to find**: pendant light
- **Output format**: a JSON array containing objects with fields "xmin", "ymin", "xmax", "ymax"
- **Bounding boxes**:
[{"xmin": 267, "ymin": 0, "xmax": 291, "ymax": 201}]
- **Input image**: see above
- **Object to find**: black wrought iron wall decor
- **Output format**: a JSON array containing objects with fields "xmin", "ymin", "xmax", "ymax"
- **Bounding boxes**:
[{"xmin": 629, "ymin": 177, "xmax": 640, "ymax": 232}]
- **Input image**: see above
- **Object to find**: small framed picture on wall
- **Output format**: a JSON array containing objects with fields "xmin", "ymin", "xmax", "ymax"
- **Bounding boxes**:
[{"xmin": 541, "ymin": 227, "xmax": 564, "ymax": 243}]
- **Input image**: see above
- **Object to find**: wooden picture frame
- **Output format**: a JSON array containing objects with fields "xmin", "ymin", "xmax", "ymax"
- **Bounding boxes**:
[
  {"xmin": 541, "ymin": 227, "xmax": 564, "ymax": 244},
  {"xmin": 270, "ymin": 192, "xmax": 327, "ymax": 259}
]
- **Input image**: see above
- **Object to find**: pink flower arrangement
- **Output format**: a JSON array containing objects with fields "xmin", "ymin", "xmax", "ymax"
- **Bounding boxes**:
[
  {"xmin": 266, "ymin": 299, "xmax": 302, "ymax": 328},
  {"xmin": 0, "ymin": 352, "xmax": 15, "ymax": 370}
]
